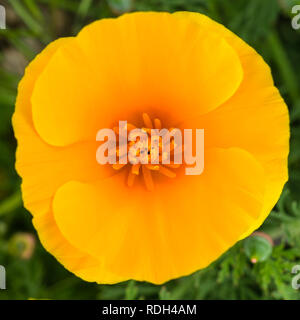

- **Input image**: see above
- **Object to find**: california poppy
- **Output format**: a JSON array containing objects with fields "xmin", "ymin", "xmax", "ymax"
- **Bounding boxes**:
[{"xmin": 13, "ymin": 12, "xmax": 289, "ymax": 284}]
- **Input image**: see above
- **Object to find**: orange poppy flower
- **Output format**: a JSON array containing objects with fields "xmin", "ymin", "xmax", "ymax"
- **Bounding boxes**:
[{"xmin": 12, "ymin": 12, "xmax": 289, "ymax": 284}]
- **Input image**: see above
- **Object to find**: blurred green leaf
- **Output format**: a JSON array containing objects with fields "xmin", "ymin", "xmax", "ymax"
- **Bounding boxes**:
[
  {"xmin": 0, "ymin": 191, "xmax": 22, "ymax": 216},
  {"xmin": 10, "ymin": 0, "xmax": 44, "ymax": 35},
  {"xmin": 268, "ymin": 31, "xmax": 299, "ymax": 104},
  {"xmin": 125, "ymin": 280, "xmax": 139, "ymax": 300},
  {"xmin": 107, "ymin": 0, "xmax": 134, "ymax": 14}
]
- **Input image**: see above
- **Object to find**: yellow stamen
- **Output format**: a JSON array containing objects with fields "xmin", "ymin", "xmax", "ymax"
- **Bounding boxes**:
[
  {"xmin": 142, "ymin": 166, "xmax": 154, "ymax": 191},
  {"xmin": 113, "ymin": 163, "xmax": 126, "ymax": 170},
  {"xmin": 141, "ymin": 127, "xmax": 152, "ymax": 134},
  {"xmin": 146, "ymin": 164, "xmax": 160, "ymax": 171},
  {"xmin": 127, "ymin": 170, "xmax": 136, "ymax": 187},
  {"xmin": 142, "ymin": 113, "xmax": 153, "ymax": 129},
  {"xmin": 154, "ymin": 118, "xmax": 162, "ymax": 129},
  {"xmin": 159, "ymin": 166, "xmax": 176, "ymax": 178},
  {"xmin": 132, "ymin": 164, "xmax": 141, "ymax": 175},
  {"xmin": 112, "ymin": 113, "xmax": 181, "ymax": 190},
  {"xmin": 164, "ymin": 163, "xmax": 181, "ymax": 169}
]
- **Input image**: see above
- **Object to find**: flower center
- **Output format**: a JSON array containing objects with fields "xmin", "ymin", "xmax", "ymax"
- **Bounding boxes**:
[{"xmin": 112, "ymin": 113, "xmax": 181, "ymax": 191}]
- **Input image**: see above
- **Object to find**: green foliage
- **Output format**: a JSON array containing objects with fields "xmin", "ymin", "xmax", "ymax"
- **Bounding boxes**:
[
  {"xmin": 108, "ymin": 0, "xmax": 134, "ymax": 14},
  {"xmin": 244, "ymin": 235, "xmax": 273, "ymax": 263},
  {"xmin": 0, "ymin": 0, "xmax": 300, "ymax": 300}
]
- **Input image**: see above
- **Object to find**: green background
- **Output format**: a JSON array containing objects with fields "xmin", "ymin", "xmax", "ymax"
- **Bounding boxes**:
[{"xmin": 0, "ymin": 0, "xmax": 300, "ymax": 300}]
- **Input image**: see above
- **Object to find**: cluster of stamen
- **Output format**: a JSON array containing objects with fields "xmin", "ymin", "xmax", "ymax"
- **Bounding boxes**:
[{"xmin": 112, "ymin": 113, "xmax": 181, "ymax": 191}]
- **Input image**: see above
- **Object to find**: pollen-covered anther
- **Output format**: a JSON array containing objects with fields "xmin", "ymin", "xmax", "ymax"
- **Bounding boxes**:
[{"xmin": 112, "ymin": 113, "xmax": 181, "ymax": 191}]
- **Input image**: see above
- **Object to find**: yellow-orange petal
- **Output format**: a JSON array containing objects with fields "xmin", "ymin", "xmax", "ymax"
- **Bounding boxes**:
[
  {"xmin": 32, "ymin": 211, "xmax": 127, "ymax": 284},
  {"xmin": 53, "ymin": 148, "xmax": 265, "ymax": 284},
  {"xmin": 13, "ymin": 37, "xmax": 118, "ymax": 283},
  {"xmin": 31, "ymin": 12, "xmax": 243, "ymax": 147},
  {"xmin": 175, "ymin": 12, "xmax": 289, "ymax": 238}
]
